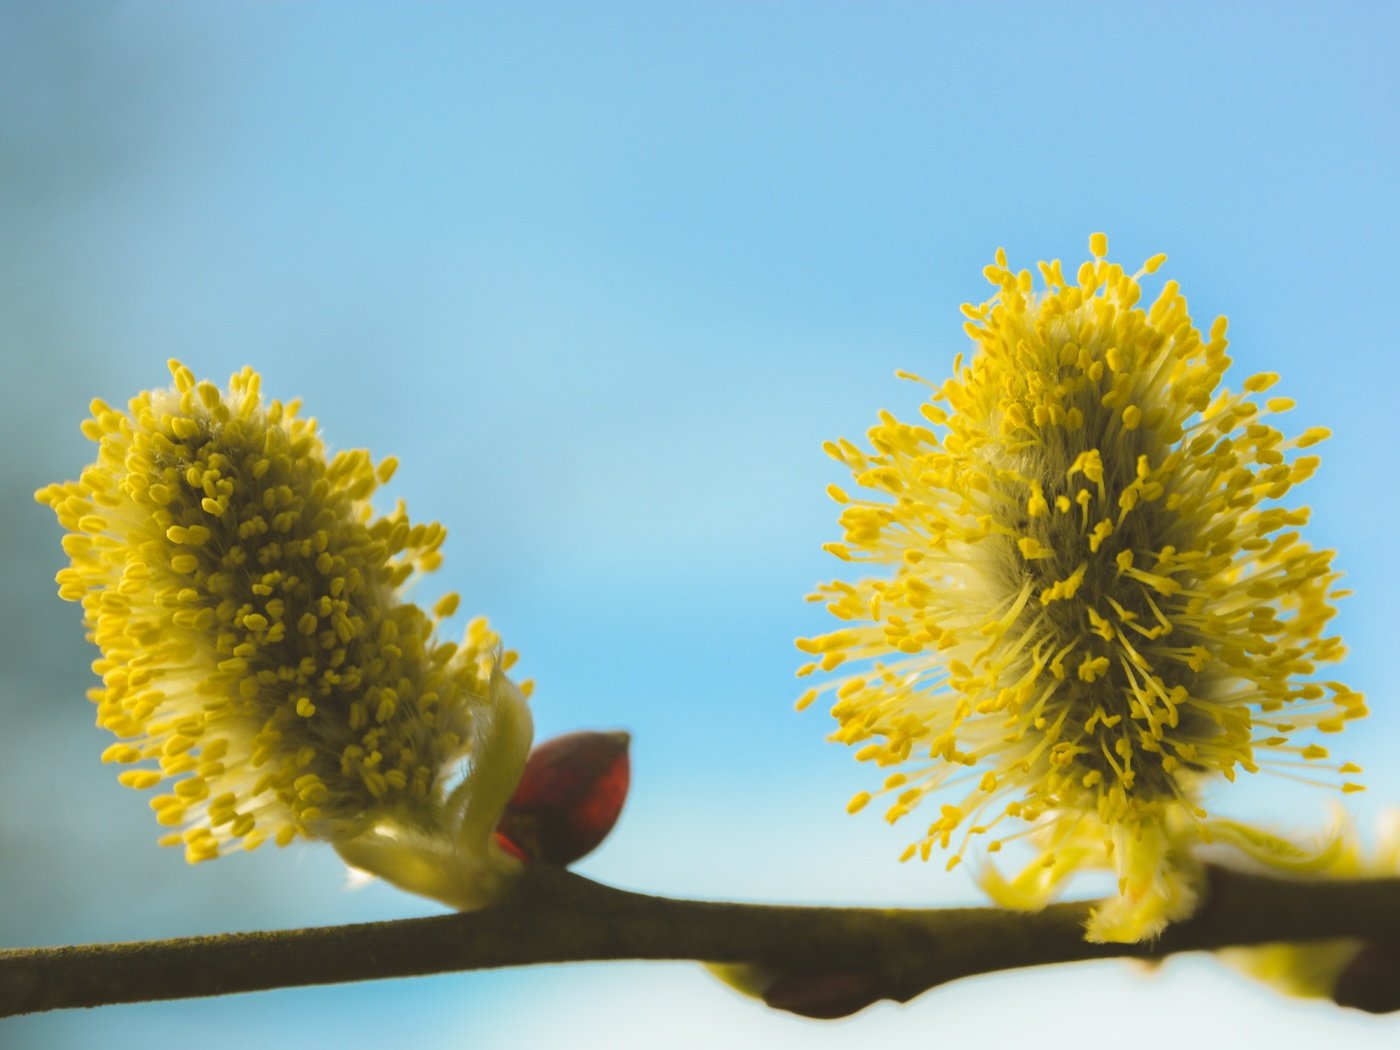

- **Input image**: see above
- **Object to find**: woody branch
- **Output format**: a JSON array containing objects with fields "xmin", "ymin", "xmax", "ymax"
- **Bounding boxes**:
[{"xmin": 4, "ymin": 865, "xmax": 1399, "ymax": 1019}]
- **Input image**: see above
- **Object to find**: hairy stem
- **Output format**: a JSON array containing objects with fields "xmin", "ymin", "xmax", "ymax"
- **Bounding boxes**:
[{"xmin": 3, "ymin": 866, "xmax": 1398, "ymax": 1018}]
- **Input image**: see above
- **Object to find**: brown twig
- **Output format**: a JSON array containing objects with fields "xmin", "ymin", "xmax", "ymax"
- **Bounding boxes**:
[{"xmin": 3, "ymin": 865, "xmax": 1398, "ymax": 1018}]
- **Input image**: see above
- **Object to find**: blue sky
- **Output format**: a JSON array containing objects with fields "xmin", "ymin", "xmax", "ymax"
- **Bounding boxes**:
[{"xmin": 2, "ymin": 3, "xmax": 1397, "ymax": 1047}]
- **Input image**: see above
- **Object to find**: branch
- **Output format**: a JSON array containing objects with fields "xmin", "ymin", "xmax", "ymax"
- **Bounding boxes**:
[{"xmin": 3, "ymin": 865, "xmax": 1399, "ymax": 1018}]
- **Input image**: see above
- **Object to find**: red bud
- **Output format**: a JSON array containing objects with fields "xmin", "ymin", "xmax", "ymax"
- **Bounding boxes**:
[
  {"xmin": 495, "ymin": 730, "xmax": 630, "ymax": 866},
  {"xmin": 1333, "ymin": 942, "xmax": 1400, "ymax": 1014},
  {"xmin": 761, "ymin": 968, "xmax": 893, "ymax": 1019}
]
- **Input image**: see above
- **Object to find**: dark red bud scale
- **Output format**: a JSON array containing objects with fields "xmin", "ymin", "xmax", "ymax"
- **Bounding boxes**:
[
  {"xmin": 1333, "ymin": 942, "xmax": 1400, "ymax": 1014},
  {"xmin": 761, "ymin": 968, "xmax": 893, "ymax": 1019},
  {"xmin": 495, "ymin": 730, "xmax": 631, "ymax": 866}
]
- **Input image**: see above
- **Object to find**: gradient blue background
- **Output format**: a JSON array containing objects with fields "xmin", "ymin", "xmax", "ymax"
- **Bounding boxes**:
[{"xmin": 3, "ymin": 3, "xmax": 1397, "ymax": 1047}]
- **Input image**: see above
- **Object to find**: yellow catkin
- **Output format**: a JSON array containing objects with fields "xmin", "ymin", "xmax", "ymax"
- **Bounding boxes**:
[
  {"xmin": 37, "ymin": 362, "xmax": 521, "ymax": 865},
  {"xmin": 798, "ymin": 236, "xmax": 1364, "ymax": 942}
]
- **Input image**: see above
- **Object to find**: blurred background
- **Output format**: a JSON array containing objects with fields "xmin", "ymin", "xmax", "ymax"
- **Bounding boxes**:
[{"xmin": 2, "ymin": 3, "xmax": 1397, "ymax": 1046}]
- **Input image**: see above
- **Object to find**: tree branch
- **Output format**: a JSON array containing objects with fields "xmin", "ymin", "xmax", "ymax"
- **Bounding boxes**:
[{"xmin": 3, "ymin": 865, "xmax": 1398, "ymax": 1018}]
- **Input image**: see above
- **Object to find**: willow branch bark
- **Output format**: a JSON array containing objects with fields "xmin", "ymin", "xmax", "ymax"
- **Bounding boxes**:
[{"xmin": 3, "ymin": 866, "xmax": 1399, "ymax": 1018}]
